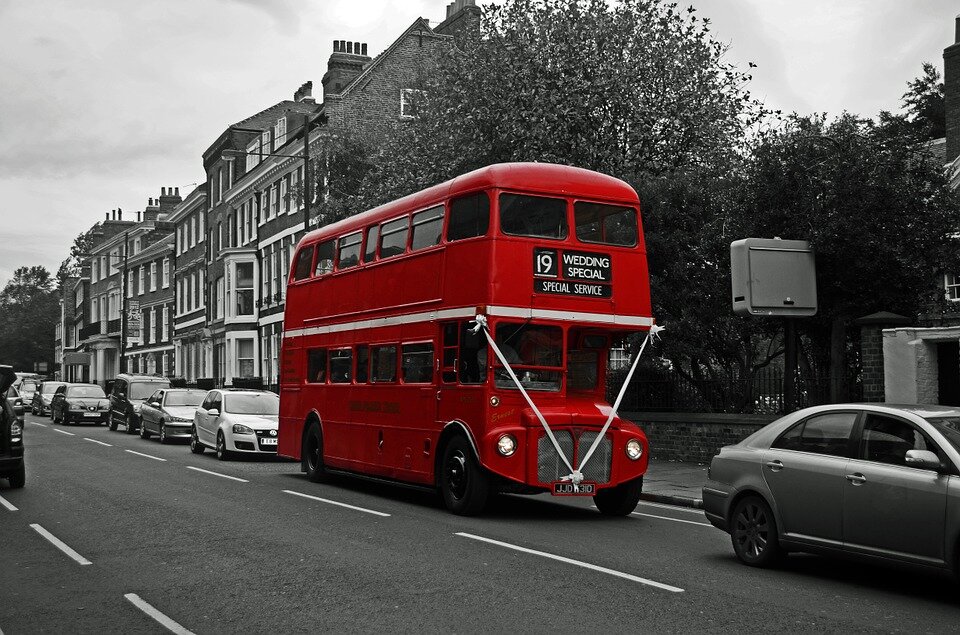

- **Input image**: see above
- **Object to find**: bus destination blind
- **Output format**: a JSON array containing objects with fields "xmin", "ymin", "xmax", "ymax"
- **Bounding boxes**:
[{"xmin": 533, "ymin": 248, "xmax": 612, "ymax": 298}]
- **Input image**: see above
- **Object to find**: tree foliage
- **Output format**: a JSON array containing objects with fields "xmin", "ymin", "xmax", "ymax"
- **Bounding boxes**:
[
  {"xmin": 901, "ymin": 62, "xmax": 945, "ymax": 141},
  {"xmin": 57, "ymin": 228, "xmax": 96, "ymax": 288},
  {"xmin": 0, "ymin": 266, "xmax": 59, "ymax": 371}
]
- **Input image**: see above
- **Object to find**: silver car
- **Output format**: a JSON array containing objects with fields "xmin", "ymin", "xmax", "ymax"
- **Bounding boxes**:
[
  {"xmin": 704, "ymin": 404, "xmax": 960, "ymax": 573},
  {"xmin": 189, "ymin": 389, "xmax": 279, "ymax": 460}
]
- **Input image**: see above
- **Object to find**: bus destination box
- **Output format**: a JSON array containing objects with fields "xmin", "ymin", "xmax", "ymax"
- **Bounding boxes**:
[{"xmin": 730, "ymin": 238, "xmax": 817, "ymax": 317}]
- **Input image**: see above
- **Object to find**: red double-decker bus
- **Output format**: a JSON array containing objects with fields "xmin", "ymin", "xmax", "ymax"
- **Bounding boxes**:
[{"xmin": 278, "ymin": 163, "xmax": 654, "ymax": 515}]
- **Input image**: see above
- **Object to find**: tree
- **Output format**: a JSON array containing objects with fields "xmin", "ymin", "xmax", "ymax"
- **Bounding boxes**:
[
  {"xmin": 0, "ymin": 266, "xmax": 59, "ymax": 371},
  {"xmin": 901, "ymin": 61, "xmax": 945, "ymax": 141},
  {"xmin": 57, "ymin": 228, "xmax": 96, "ymax": 288}
]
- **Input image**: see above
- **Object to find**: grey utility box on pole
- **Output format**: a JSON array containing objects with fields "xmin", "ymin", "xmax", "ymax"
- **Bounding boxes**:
[{"xmin": 731, "ymin": 238, "xmax": 817, "ymax": 317}]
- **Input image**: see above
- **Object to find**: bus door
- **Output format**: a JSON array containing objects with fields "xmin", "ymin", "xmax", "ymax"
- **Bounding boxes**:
[{"xmin": 437, "ymin": 321, "xmax": 487, "ymax": 436}]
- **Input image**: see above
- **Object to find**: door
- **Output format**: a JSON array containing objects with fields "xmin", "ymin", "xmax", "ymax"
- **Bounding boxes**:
[
  {"xmin": 196, "ymin": 392, "xmax": 217, "ymax": 445},
  {"xmin": 762, "ymin": 411, "xmax": 859, "ymax": 547},
  {"xmin": 842, "ymin": 413, "xmax": 948, "ymax": 564}
]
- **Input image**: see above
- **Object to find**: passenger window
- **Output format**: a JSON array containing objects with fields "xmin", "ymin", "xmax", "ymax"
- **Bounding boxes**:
[
  {"xmin": 410, "ymin": 206, "xmax": 444, "ymax": 251},
  {"xmin": 860, "ymin": 415, "xmax": 935, "ymax": 467},
  {"xmin": 329, "ymin": 349, "xmax": 353, "ymax": 383},
  {"xmin": 355, "ymin": 345, "xmax": 369, "ymax": 383},
  {"xmin": 314, "ymin": 240, "xmax": 335, "ymax": 276},
  {"xmin": 363, "ymin": 226, "xmax": 379, "ymax": 262},
  {"xmin": 447, "ymin": 192, "xmax": 490, "ymax": 241},
  {"xmin": 379, "ymin": 217, "xmax": 409, "ymax": 258},
  {"xmin": 401, "ymin": 343, "xmax": 434, "ymax": 383},
  {"xmin": 338, "ymin": 233, "xmax": 362, "ymax": 270},
  {"xmin": 307, "ymin": 348, "xmax": 327, "ymax": 383},
  {"xmin": 200, "ymin": 395, "xmax": 213, "ymax": 410},
  {"xmin": 293, "ymin": 246, "xmax": 315, "ymax": 281},
  {"xmin": 499, "ymin": 193, "xmax": 567, "ymax": 239},
  {"xmin": 371, "ymin": 345, "xmax": 398, "ymax": 383},
  {"xmin": 574, "ymin": 202, "xmax": 638, "ymax": 247},
  {"xmin": 772, "ymin": 412, "xmax": 857, "ymax": 457}
]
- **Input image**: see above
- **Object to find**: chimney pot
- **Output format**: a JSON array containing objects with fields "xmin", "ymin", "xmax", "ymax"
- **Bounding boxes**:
[
  {"xmin": 354, "ymin": 41, "xmax": 360, "ymax": 54},
  {"xmin": 105, "ymin": 212, "xmax": 110, "ymax": 221},
  {"xmin": 340, "ymin": 39, "xmax": 346, "ymax": 51},
  {"xmin": 956, "ymin": 14, "xmax": 960, "ymax": 43},
  {"xmin": 118, "ymin": 207, "xmax": 122, "ymax": 220},
  {"xmin": 333, "ymin": 39, "xmax": 339, "ymax": 52},
  {"xmin": 361, "ymin": 43, "xmax": 367, "ymax": 55},
  {"xmin": 162, "ymin": 187, "xmax": 167, "ymax": 196},
  {"xmin": 175, "ymin": 187, "xmax": 179, "ymax": 196},
  {"xmin": 137, "ymin": 211, "xmax": 141, "ymax": 222},
  {"xmin": 347, "ymin": 41, "xmax": 353, "ymax": 54}
]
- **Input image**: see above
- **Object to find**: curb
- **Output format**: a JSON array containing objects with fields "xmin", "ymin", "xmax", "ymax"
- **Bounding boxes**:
[{"xmin": 640, "ymin": 492, "xmax": 703, "ymax": 509}]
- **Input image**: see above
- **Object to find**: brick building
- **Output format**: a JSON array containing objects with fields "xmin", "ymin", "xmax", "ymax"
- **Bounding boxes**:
[{"xmin": 170, "ymin": 187, "xmax": 210, "ymax": 382}]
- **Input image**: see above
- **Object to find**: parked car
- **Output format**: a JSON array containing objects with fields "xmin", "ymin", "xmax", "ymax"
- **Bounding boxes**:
[
  {"xmin": 18, "ymin": 378, "xmax": 39, "ymax": 406},
  {"xmin": 32, "ymin": 381, "xmax": 66, "ymax": 416},
  {"xmin": 139, "ymin": 388, "xmax": 207, "ymax": 443},
  {"xmin": 190, "ymin": 389, "xmax": 279, "ymax": 460},
  {"xmin": 51, "ymin": 383, "xmax": 110, "ymax": 425},
  {"xmin": 704, "ymin": 403, "xmax": 960, "ymax": 575},
  {"xmin": 1, "ymin": 366, "xmax": 25, "ymax": 488},
  {"xmin": 5, "ymin": 386, "xmax": 24, "ymax": 424},
  {"xmin": 108, "ymin": 374, "xmax": 170, "ymax": 434},
  {"xmin": 13, "ymin": 372, "xmax": 41, "ymax": 390}
]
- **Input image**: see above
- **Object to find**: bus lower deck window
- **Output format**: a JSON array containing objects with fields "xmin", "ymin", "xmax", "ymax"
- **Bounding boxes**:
[
  {"xmin": 402, "ymin": 343, "xmax": 434, "ymax": 383},
  {"xmin": 329, "ymin": 349, "xmax": 353, "ymax": 383},
  {"xmin": 307, "ymin": 349, "xmax": 327, "ymax": 383},
  {"xmin": 372, "ymin": 345, "xmax": 398, "ymax": 382}
]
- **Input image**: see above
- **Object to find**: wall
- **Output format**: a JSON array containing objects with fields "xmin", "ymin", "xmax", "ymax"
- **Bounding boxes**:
[
  {"xmin": 859, "ymin": 326, "xmax": 885, "ymax": 401},
  {"xmin": 621, "ymin": 412, "xmax": 775, "ymax": 463}
]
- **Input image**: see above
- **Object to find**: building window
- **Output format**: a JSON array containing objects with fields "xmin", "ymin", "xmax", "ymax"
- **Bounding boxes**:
[
  {"xmin": 198, "ymin": 269, "xmax": 205, "ymax": 307},
  {"xmin": 236, "ymin": 262, "xmax": 254, "ymax": 316},
  {"xmin": 162, "ymin": 258, "xmax": 170, "ymax": 289},
  {"xmin": 134, "ymin": 238, "xmax": 141, "ymax": 254},
  {"xmin": 400, "ymin": 88, "xmax": 424, "ymax": 118},
  {"xmin": 276, "ymin": 117, "xmax": 287, "ymax": 147},
  {"xmin": 947, "ymin": 274, "xmax": 960, "ymax": 301},
  {"xmin": 127, "ymin": 271, "xmax": 134, "ymax": 298},
  {"xmin": 281, "ymin": 177, "xmax": 289, "ymax": 214},
  {"xmin": 150, "ymin": 262, "xmax": 157, "ymax": 291},
  {"xmin": 161, "ymin": 306, "xmax": 169, "ymax": 342},
  {"xmin": 138, "ymin": 266, "xmax": 145, "ymax": 295},
  {"xmin": 217, "ymin": 167, "xmax": 224, "ymax": 203},
  {"xmin": 238, "ymin": 339, "xmax": 255, "ymax": 378},
  {"xmin": 198, "ymin": 212, "xmax": 204, "ymax": 242},
  {"xmin": 216, "ymin": 276, "xmax": 225, "ymax": 319}
]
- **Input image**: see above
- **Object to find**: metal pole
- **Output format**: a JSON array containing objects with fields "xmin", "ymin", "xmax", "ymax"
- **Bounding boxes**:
[
  {"xmin": 784, "ymin": 318, "xmax": 797, "ymax": 413},
  {"xmin": 120, "ymin": 231, "xmax": 129, "ymax": 373},
  {"xmin": 302, "ymin": 113, "xmax": 312, "ymax": 232}
]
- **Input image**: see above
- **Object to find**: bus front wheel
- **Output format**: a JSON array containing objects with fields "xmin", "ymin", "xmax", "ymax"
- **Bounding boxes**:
[
  {"xmin": 593, "ymin": 477, "xmax": 644, "ymax": 516},
  {"xmin": 303, "ymin": 422, "xmax": 327, "ymax": 483},
  {"xmin": 440, "ymin": 435, "xmax": 489, "ymax": 516}
]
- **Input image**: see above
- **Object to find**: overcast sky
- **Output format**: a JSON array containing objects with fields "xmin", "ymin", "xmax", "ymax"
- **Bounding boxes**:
[{"xmin": 0, "ymin": 0, "xmax": 955, "ymax": 290}]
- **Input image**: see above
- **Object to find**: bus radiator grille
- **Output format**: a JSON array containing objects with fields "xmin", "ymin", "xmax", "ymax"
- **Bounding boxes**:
[
  {"xmin": 538, "ymin": 432, "xmax": 574, "ymax": 483},
  {"xmin": 577, "ymin": 432, "xmax": 612, "ymax": 484}
]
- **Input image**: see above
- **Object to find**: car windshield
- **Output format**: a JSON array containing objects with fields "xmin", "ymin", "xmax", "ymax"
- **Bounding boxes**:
[
  {"xmin": 165, "ymin": 390, "xmax": 206, "ymax": 407},
  {"xmin": 68, "ymin": 386, "xmax": 106, "ymax": 398},
  {"xmin": 492, "ymin": 322, "xmax": 563, "ymax": 392},
  {"xmin": 225, "ymin": 393, "xmax": 279, "ymax": 415},
  {"xmin": 924, "ymin": 417, "xmax": 960, "ymax": 453},
  {"xmin": 21, "ymin": 381, "xmax": 39, "ymax": 392},
  {"xmin": 130, "ymin": 382, "xmax": 165, "ymax": 400},
  {"xmin": 42, "ymin": 383, "xmax": 65, "ymax": 394}
]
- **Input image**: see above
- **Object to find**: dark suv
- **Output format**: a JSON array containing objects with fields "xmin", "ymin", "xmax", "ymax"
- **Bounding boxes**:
[
  {"xmin": 108, "ymin": 374, "xmax": 170, "ymax": 434},
  {"xmin": 0, "ymin": 366, "xmax": 25, "ymax": 488}
]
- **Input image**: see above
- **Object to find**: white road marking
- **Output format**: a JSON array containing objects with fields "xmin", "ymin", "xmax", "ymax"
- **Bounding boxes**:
[
  {"xmin": 30, "ymin": 524, "xmax": 92, "ymax": 566},
  {"xmin": 28, "ymin": 421, "xmax": 46, "ymax": 427},
  {"xmin": 83, "ymin": 437, "xmax": 112, "ymax": 447},
  {"xmin": 124, "ymin": 450, "xmax": 166, "ymax": 462},
  {"xmin": 0, "ymin": 494, "xmax": 18, "ymax": 512},
  {"xmin": 53, "ymin": 429, "xmax": 75, "ymax": 436},
  {"xmin": 638, "ymin": 501, "xmax": 705, "ymax": 514},
  {"xmin": 455, "ymin": 532, "xmax": 684, "ymax": 593},
  {"xmin": 124, "ymin": 593, "xmax": 195, "ymax": 635},
  {"xmin": 282, "ymin": 489, "xmax": 391, "ymax": 517},
  {"xmin": 632, "ymin": 512, "xmax": 712, "ymax": 527},
  {"xmin": 186, "ymin": 466, "xmax": 249, "ymax": 483}
]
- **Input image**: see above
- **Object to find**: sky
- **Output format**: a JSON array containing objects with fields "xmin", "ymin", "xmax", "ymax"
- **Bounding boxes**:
[{"xmin": 0, "ymin": 0, "xmax": 956, "ymax": 290}]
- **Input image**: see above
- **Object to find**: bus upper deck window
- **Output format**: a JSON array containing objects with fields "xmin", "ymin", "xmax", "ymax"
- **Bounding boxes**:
[
  {"xmin": 411, "ymin": 206, "xmax": 444, "ymax": 251},
  {"xmin": 293, "ymin": 245, "xmax": 315, "ymax": 281},
  {"xmin": 338, "ymin": 232, "xmax": 362, "ymax": 270},
  {"xmin": 379, "ymin": 217, "xmax": 409, "ymax": 259},
  {"xmin": 499, "ymin": 194, "xmax": 567, "ymax": 239},
  {"xmin": 574, "ymin": 202, "xmax": 638, "ymax": 247},
  {"xmin": 363, "ymin": 225, "xmax": 379, "ymax": 262},
  {"xmin": 314, "ymin": 240, "xmax": 335, "ymax": 276},
  {"xmin": 447, "ymin": 192, "xmax": 489, "ymax": 241}
]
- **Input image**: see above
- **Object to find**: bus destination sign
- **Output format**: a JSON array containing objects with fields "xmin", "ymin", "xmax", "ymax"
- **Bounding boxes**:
[{"xmin": 533, "ymin": 248, "xmax": 612, "ymax": 298}]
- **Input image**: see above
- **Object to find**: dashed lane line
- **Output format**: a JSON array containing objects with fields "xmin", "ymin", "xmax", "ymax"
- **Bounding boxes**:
[
  {"xmin": 28, "ymin": 421, "xmax": 46, "ymax": 427},
  {"xmin": 283, "ymin": 489, "xmax": 391, "ymax": 517},
  {"xmin": 124, "ymin": 449, "xmax": 166, "ymax": 462},
  {"xmin": 83, "ymin": 437, "xmax": 112, "ymax": 447},
  {"xmin": 0, "ymin": 493, "xmax": 17, "ymax": 512},
  {"xmin": 124, "ymin": 593, "xmax": 195, "ymax": 635},
  {"xmin": 30, "ymin": 523, "xmax": 92, "ymax": 566},
  {"xmin": 455, "ymin": 532, "xmax": 685, "ymax": 593},
  {"xmin": 53, "ymin": 429, "xmax": 75, "ymax": 436},
  {"xmin": 632, "ymin": 512, "xmax": 712, "ymax": 527},
  {"xmin": 186, "ymin": 466, "xmax": 249, "ymax": 483}
]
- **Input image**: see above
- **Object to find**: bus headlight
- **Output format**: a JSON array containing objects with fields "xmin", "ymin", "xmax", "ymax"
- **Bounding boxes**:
[
  {"xmin": 497, "ymin": 434, "xmax": 517, "ymax": 457},
  {"xmin": 625, "ymin": 439, "xmax": 643, "ymax": 460}
]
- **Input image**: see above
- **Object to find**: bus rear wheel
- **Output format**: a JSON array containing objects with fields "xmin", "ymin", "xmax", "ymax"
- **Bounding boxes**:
[
  {"xmin": 593, "ymin": 477, "xmax": 644, "ymax": 516},
  {"xmin": 440, "ymin": 435, "xmax": 489, "ymax": 516},
  {"xmin": 303, "ymin": 422, "xmax": 327, "ymax": 483}
]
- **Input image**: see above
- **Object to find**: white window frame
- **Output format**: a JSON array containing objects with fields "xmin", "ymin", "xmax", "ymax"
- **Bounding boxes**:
[
  {"xmin": 400, "ymin": 88, "xmax": 424, "ymax": 119},
  {"xmin": 162, "ymin": 258, "xmax": 170, "ymax": 289},
  {"xmin": 138, "ymin": 266, "xmax": 145, "ymax": 296},
  {"xmin": 150, "ymin": 262, "xmax": 158, "ymax": 292},
  {"xmin": 946, "ymin": 274, "xmax": 960, "ymax": 301}
]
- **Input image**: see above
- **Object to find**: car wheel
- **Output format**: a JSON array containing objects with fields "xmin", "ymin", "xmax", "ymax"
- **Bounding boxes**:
[
  {"xmin": 108, "ymin": 411, "xmax": 118, "ymax": 432},
  {"xmin": 125, "ymin": 414, "xmax": 137, "ymax": 435},
  {"xmin": 302, "ymin": 421, "xmax": 327, "ymax": 483},
  {"xmin": 593, "ymin": 477, "xmax": 644, "ymax": 516},
  {"xmin": 7, "ymin": 464, "xmax": 25, "ymax": 489},
  {"xmin": 439, "ymin": 435, "xmax": 489, "ymax": 516},
  {"xmin": 731, "ymin": 496, "xmax": 782, "ymax": 567},
  {"xmin": 158, "ymin": 423, "xmax": 167, "ymax": 445},
  {"xmin": 190, "ymin": 426, "xmax": 204, "ymax": 454},
  {"xmin": 216, "ymin": 431, "xmax": 230, "ymax": 461},
  {"xmin": 139, "ymin": 421, "xmax": 150, "ymax": 439}
]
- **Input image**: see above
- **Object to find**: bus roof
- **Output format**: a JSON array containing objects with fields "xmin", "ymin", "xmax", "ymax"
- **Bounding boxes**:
[{"xmin": 302, "ymin": 162, "xmax": 639, "ymax": 245}]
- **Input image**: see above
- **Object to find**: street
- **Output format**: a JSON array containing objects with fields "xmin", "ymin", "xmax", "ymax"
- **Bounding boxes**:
[{"xmin": 0, "ymin": 413, "xmax": 959, "ymax": 633}]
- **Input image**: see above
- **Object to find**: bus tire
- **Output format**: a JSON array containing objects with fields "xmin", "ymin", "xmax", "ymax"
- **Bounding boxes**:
[
  {"xmin": 439, "ymin": 435, "xmax": 489, "ymax": 516},
  {"xmin": 593, "ymin": 477, "xmax": 644, "ymax": 516},
  {"xmin": 302, "ymin": 421, "xmax": 327, "ymax": 483}
]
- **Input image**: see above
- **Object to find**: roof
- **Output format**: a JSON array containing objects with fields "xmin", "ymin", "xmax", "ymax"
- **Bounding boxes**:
[
  {"xmin": 854, "ymin": 311, "xmax": 912, "ymax": 326},
  {"xmin": 302, "ymin": 162, "xmax": 639, "ymax": 245}
]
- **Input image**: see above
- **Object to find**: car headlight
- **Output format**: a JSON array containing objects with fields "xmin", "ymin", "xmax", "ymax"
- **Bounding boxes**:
[
  {"xmin": 625, "ymin": 439, "xmax": 643, "ymax": 461},
  {"xmin": 99, "ymin": 403, "xmax": 109, "ymax": 410},
  {"xmin": 497, "ymin": 434, "xmax": 517, "ymax": 457},
  {"xmin": 232, "ymin": 424, "xmax": 254, "ymax": 435},
  {"xmin": 10, "ymin": 421, "xmax": 22, "ymax": 442},
  {"xmin": 133, "ymin": 403, "xmax": 143, "ymax": 413},
  {"xmin": 14, "ymin": 399, "xmax": 22, "ymax": 406}
]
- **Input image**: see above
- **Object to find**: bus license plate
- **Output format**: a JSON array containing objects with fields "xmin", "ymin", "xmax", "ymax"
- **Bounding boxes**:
[
  {"xmin": 552, "ymin": 481, "xmax": 596, "ymax": 496},
  {"xmin": 260, "ymin": 437, "xmax": 278, "ymax": 446}
]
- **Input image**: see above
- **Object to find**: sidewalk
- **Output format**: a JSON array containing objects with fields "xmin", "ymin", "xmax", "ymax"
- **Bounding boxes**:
[{"xmin": 641, "ymin": 458, "xmax": 709, "ymax": 508}]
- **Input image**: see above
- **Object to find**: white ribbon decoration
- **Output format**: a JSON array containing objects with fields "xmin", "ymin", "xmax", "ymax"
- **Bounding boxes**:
[{"xmin": 471, "ymin": 315, "xmax": 663, "ymax": 485}]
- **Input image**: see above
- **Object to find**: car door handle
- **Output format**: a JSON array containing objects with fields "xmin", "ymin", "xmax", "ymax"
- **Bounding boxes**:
[
  {"xmin": 765, "ymin": 460, "xmax": 784, "ymax": 472},
  {"xmin": 845, "ymin": 473, "xmax": 867, "ymax": 485}
]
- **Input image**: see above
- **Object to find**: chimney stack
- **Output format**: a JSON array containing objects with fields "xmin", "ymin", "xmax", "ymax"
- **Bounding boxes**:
[
  {"xmin": 294, "ymin": 81, "xmax": 314, "ymax": 103},
  {"xmin": 117, "ymin": 207, "xmax": 122, "ymax": 220},
  {"xmin": 945, "ymin": 14, "xmax": 960, "ymax": 162},
  {"xmin": 105, "ymin": 212, "xmax": 110, "ymax": 221},
  {"xmin": 323, "ymin": 39, "xmax": 372, "ymax": 100},
  {"xmin": 137, "ymin": 211, "xmax": 141, "ymax": 222}
]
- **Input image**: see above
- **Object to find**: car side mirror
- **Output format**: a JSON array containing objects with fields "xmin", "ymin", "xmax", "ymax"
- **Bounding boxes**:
[
  {"xmin": 150, "ymin": 401, "xmax": 160, "ymax": 408},
  {"xmin": 208, "ymin": 408, "xmax": 220, "ymax": 417},
  {"xmin": 905, "ymin": 449, "xmax": 944, "ymax": 472}
]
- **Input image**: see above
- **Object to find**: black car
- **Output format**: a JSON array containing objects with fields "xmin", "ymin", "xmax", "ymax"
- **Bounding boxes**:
[
  {"xmin": 51, "ymin": 383, "xmax": 110, "ymax": 425},
  {"xmin": 0, "ymin": 366, "xmax": 25, "ymax": 488},
  {"xmin": 108, "ymin": 374, "xmax": 170, "ymax": 434}
]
